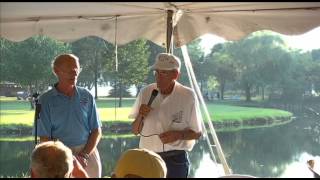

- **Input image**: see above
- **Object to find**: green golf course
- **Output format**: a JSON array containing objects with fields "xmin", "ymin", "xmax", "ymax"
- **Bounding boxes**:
[{"xmin": 0, "ymin": 96, "xmax": 292, "ymax": 135}]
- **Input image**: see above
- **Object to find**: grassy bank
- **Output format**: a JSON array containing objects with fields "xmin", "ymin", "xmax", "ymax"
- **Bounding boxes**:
[
  {"xmin": 0, "ymin": 133, "xmax": 136, "ymax": 142},
  {"xmin": 205, "ymin": 104, "xmax": 292, "ymax": 122},
  {"xmin": 0, "ymin": 97, "xmax": 292, "ymax": 129}
]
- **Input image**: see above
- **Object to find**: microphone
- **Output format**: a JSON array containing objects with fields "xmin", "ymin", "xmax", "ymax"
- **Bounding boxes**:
[
  {"xmin": 136, "ymin": 89, "xmax": 158, "ymax": 136},
  {"xmin": 147, "ymin": 89, "xmax": 159, "ymax": 106}
]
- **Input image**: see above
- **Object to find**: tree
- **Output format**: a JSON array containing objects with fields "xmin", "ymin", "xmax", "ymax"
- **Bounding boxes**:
[
  {"xmin": 187, "ymin": 39, "xmax": 207, "ymax": 94},
  {"xmin": 71, "ymin": 36, "xmax": 113, "ymax": 99},
  {"xmin": 1, "ymin": 36, "xmax": 71, "ymax": 109},
  {"xmin": 310, "ymin": 49, "xmax": 320, "ymax": 93},
  {"xmin": 173, "ymin": 38, "xmax": 206, "ymax": 90},
  {"xmin": 0, "ymin": 38, "xmax": 15, "ymax": 81},
  {"xmin": 108, "ymin": 86, "xmax": 132, "ymax": 97},
  {"xmin": 311, "ymin": 49, "xmax": 320, "ymax": 61},
  {"xmin": 258, "ymin": 47, "xmax": 291, "ymax": 100},
  {"xmin": 228, "ymin": 31, "xmax": 287, "ymax": 101},
  {"xmin": 207, "ymin": 43, "xmax": 236, "ymax": 100},
  {"xmin": 2, "ymin": 36, "xmax": 71, "ymax": 94},
  {"xmin": 104, "ymin": 39, "xmax": 150, "ymax": 107},
  {"xmin": 280, "ymin": 50, "xmax": 313, "ymax": 101}
]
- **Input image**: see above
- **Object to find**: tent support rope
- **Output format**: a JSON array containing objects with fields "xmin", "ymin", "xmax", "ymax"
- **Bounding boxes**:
[{"xmin": 114, "ymin": 16, "xmax": 119, "ymax": 121}]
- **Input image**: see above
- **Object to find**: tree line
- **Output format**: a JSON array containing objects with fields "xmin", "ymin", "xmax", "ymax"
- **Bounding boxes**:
[
  {"xmin": 174, "ymin": 31, "xmax": 320, "ymax": 102},
  {"xmin": 1, "ymin": 31, "xmax": 319, "ymax": 106}
]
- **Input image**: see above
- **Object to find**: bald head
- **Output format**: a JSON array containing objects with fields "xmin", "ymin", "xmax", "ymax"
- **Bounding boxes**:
[{"xmin": 52, "ymin": 54, "xmax": 79, "ymax": 76}]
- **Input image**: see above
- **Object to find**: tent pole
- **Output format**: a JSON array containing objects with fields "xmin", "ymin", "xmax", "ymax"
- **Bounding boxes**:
[
  {"xmin": 166, "ymin": 10, "xmax": 174, "ymax": 53},
  {"xmin": 181, "ymin": 45, "xmax": 232, "ymax": 176}
]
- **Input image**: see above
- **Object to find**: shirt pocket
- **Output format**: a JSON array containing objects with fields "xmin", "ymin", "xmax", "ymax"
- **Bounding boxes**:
[{"xmin": 169, "ymin": 110, "xmax": 187, "ymax": 130}]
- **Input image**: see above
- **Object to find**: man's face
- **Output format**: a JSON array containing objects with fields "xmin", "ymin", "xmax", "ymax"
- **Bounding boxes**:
[
  {"xmin": 154, "ymin": 69, "xmax": 178, "ymax": 92},
  {"xmin": 55, "ymin": 59, "xmax": 81, "ymax": 86}
]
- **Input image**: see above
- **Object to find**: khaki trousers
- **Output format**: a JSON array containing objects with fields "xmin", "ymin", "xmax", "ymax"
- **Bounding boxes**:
[{"xmin": 70, "ymin": 144, "xmax": 102, "ymax": 178}]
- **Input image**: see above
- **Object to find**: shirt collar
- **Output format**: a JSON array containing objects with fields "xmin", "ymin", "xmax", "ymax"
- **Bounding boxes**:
[
  {"xmin": 52, "ymin": 83, "xmax": 79, "ymax": 97},
  {"xmin": 159, "ymin": 80, "xmax": 180, "ymax": 99}
]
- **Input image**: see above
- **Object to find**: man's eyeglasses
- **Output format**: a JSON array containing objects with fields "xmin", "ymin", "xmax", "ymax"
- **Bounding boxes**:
[{"xmin": 153, "ymin": 70, "xmax": 174, "ymax": 77}]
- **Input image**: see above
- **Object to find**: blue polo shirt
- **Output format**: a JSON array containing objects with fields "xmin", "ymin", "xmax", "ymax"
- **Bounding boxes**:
[{"xmin": 37, "ymin": 86, "xmax": 101, "ymax": 147}]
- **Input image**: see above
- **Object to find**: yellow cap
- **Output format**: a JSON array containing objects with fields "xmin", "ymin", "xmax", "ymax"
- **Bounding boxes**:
[{"xmin": 113, "ymin": 148, "xmax": 167, "ymax": 178}]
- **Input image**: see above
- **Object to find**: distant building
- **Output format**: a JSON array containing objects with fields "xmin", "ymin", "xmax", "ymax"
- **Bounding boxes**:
[{"xmin": 0, "ymin": 82, "xmax": 26, "ymax": 97}]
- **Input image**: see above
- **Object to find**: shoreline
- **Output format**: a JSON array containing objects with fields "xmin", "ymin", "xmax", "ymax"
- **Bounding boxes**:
[{"xmin": 0, "ymin": 115, "xmax": 292, "ymax": 136}]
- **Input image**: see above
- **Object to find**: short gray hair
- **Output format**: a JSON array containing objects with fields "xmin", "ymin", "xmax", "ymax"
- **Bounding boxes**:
[{"xmin": 31, "ymin": 141, "xmax": 74, "ymax": 178}]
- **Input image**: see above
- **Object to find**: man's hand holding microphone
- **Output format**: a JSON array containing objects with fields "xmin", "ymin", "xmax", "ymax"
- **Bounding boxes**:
[
  {"xmin": 132, "ymin": 90, "xmax": 158, "ymax": 135},
  {"xmin": 138, "ymin": 104, "xmax": 153, "ymax": 119}
]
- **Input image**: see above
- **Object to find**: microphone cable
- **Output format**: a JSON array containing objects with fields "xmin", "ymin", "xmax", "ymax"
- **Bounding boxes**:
[
  {"xmin": 137, "ymin": 116, "xmax": 165, "ymax": 152},
  {"xmin": 136, "ymin": 89, "xmax": 165, "ymax": 151}
]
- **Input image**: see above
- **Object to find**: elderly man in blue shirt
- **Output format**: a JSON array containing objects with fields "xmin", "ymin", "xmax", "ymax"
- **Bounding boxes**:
[{"xmin": 37, "ymin": 53, "xmax": 102, "ymax": 178}]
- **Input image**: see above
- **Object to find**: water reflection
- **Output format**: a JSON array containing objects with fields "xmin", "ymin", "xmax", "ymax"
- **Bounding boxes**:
[
  {"xmin": 193, "ymin": 153, "xmax": 225, "ymax": 177},
  {"xmin": 279, "ymin": 152, "xmax": 320, "ymax": 178},
  {"xmin": 0, "ymin": 114, "xmax": 319, "ymax": 178},
  {"xmin": 0, "ymin": 141, "xmax": 33, "ymax": 177},
  {"xmin": 213, "ymin": 114, "xmax": 320, "ymax": 178}
]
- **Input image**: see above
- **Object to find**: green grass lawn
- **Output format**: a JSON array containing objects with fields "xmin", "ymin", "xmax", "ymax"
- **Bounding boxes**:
[
  {"xmin": 0, "ymin": 96, "xmax": 292, "ymax": 127},
  {"xmin": 205, "ymin": 104, "xmax": 292, "ymax": 122}
]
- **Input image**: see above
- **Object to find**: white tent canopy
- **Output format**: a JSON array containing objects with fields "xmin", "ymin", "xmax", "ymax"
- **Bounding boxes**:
[{"xmin": 1, "ymin": 2, "xmax": 320, "ymax": 47}]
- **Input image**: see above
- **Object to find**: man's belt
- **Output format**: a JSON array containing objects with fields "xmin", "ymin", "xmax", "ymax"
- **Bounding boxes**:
[{"xmin": 157, "ymin": 150, "xmax": 186, "ymax": 158}]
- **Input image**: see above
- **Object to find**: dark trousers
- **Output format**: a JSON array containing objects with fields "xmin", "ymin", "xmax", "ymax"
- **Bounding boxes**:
[{"xmin": 158, "ymin": 150, "xmax": 190, "ymax": 178}]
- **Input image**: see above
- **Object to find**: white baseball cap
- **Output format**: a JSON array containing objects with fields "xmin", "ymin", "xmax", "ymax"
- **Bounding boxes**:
[{"xmin": 151, "ymin": 53, "xmax": 181, "ymax": 71}]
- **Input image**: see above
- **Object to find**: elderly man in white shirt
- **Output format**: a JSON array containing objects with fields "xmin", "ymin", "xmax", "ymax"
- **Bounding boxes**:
[{"xmin": 130, "ymin": 53, "xmax": 202, "ymax": 178}]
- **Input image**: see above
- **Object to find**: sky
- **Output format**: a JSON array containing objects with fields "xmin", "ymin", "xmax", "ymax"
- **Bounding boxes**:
[{"xmin": 200, "ymin": 26, "xmax": 320, "ymax": 55}]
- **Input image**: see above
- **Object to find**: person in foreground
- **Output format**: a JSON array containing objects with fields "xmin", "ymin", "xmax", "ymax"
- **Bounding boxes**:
[
  {"xmin": 30, "ymin": 141, "xmax": 89, "ymax": 178},
  {"xmin": 37, "ymin": 53, "xmax": 102, "ymax": 177},
  {"xmin": 130, "ymin": 53, "xmax": 203, "ymax": 178},
  {"xmin": 112, "ymin": 148, "xmax": 167, "ymax": 178}
]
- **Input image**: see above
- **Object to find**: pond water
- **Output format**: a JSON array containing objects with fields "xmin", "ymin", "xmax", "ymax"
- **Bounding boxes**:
[{"xmin": 0, "ymin": 112, "xmax": 319, "ymax": 178}]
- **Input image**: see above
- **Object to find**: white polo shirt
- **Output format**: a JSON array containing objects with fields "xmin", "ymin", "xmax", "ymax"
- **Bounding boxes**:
[{"xmin": 129, "ymin": 81, "xmax": 202, "ymax": 153}]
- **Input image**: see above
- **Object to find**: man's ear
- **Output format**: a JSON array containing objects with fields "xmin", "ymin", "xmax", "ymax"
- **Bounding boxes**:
[
  {"xmin": 173, "ymin": 70, "xmax": 180, "ymax": 80},
  {"xmin": 53, "ymin": 66, "xmax": 59, "ymax": 76}
]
